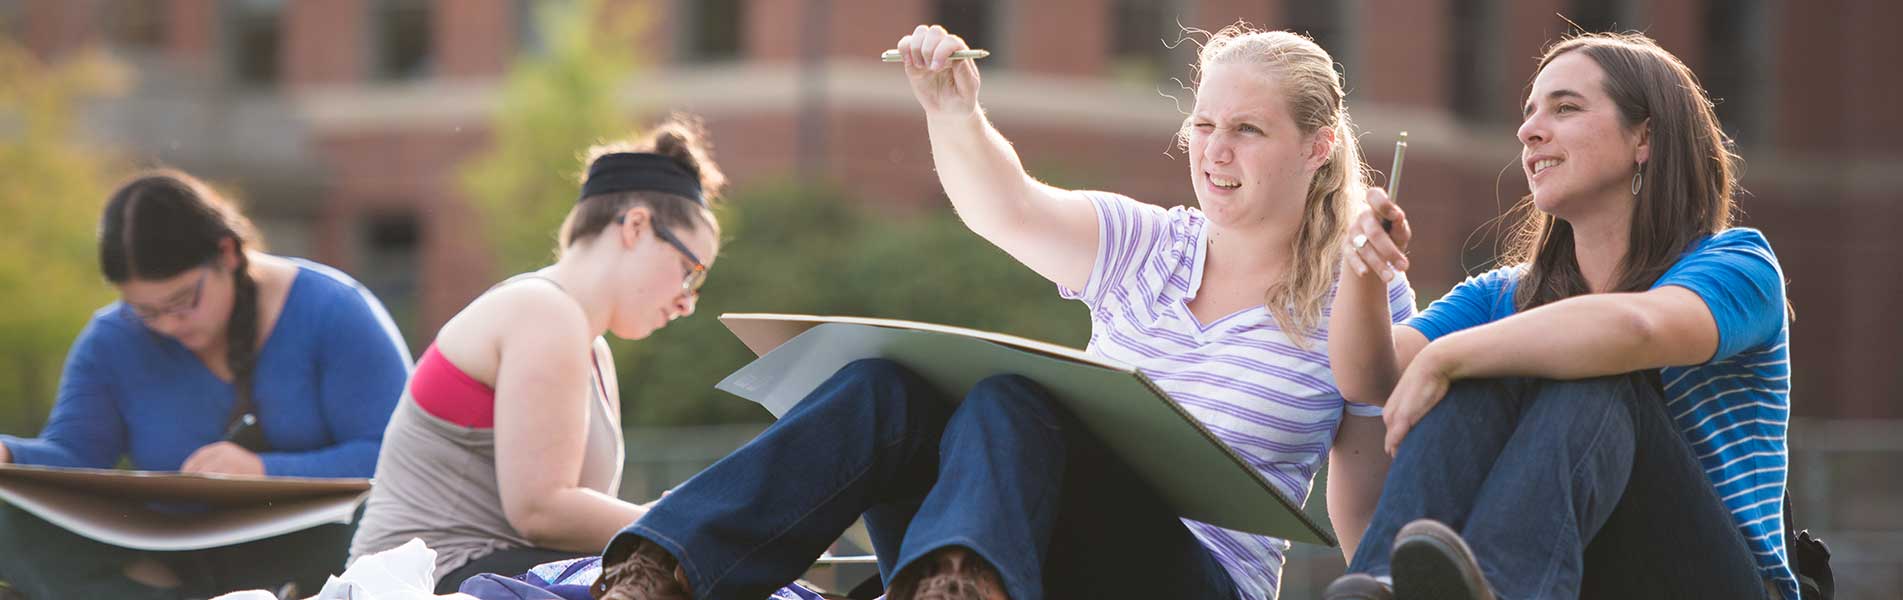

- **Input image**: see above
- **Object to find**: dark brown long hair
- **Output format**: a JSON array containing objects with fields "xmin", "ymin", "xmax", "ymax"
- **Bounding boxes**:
[
  {"xmin": 99, "ymin": 169, "xmax": 266, "ymax": 419},
  {"xmin": 1506, "ymin": 33, "xmax": 1738, "ymax": 310}
]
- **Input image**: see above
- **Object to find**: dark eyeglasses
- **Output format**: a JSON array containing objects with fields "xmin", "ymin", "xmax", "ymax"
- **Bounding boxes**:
[
  {"xmin": 128, "ymin": 266, "xmax": 211, "ymax": 322},
  {"xmin": 618, "ymin": 214, "xmax": 708, "ymax": 294}
]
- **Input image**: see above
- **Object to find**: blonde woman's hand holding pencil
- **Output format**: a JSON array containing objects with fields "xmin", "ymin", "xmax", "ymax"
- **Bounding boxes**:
[{"xmin": 894, "ymin": 25, "xmax": 982, "ymax": 118}]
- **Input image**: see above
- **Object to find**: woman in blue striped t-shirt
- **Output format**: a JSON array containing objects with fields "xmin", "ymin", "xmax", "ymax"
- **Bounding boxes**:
[{"xmin": 1324, "ymin": 33, "xmax": 1794, "ymax": 600}]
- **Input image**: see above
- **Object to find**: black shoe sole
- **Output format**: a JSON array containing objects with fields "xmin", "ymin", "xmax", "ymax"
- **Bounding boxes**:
[
  {"xmin": 1392, "ymin": 528, "xmax": 1492, "ymax": 600},
  {"xmin": 1323, "ymin": 573, "xmax": 1395, "ymax": 600}
]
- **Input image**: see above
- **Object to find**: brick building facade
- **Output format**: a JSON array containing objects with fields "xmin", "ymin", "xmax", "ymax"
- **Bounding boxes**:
[
  {"xmin": 7, "ymin": 0, "xmax": 1903, "ymax": 594},
  {"xmin": 20, "ymin": 0, "xmax": 1892, "ymax": 417}
]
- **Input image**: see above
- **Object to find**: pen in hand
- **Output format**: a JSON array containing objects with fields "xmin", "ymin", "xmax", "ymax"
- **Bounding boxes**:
[
  {"xmin": 222, "ymin": 413, "xmax": 256, "ymax": 442},
  {"xmin": 881, "ymin": 49, "xmax": 991, "ymax": 62},
  {"xmin": 221, "ymin": 413, "xmax": 268, "ymax": 454},
  {"xmin": 1383, "ymin": 131, "xmax": 1407, "ymax": 232}
]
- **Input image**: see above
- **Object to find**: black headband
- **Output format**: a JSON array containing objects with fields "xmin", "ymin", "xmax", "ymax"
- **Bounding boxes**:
[{"xmin": 579, "ymin": 152, "xmax": 705, "ymax": 207}]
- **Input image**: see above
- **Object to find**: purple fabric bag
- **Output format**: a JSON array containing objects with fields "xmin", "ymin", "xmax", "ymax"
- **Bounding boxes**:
[
  {"xmin": 458, "ymin": 556, "xmax": 831, "ymax": 600},
  {"xmin": 458, "ymin": 574, "xmax": 584, "ymax": 600}
]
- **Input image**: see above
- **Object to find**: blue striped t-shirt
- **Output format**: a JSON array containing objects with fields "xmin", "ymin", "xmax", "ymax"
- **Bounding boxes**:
[
  {"xmin": 1405, "ymin": 228, "xmax": 1795, "ymax": 599},
  {"xmin": 1060, "ymin": 192, "xmax": 1416, "ymax": 600}
]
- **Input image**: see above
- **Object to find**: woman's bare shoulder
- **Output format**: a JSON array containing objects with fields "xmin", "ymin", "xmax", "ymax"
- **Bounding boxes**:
[{"xmin": 437, "ymin": 277, "xmax": 590, "ymax": 384}]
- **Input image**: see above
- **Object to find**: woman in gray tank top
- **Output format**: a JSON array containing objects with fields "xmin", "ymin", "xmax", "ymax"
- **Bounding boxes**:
[{"xmin": 347, "ymin": 115, "xmax": 727, "ymax": 593}]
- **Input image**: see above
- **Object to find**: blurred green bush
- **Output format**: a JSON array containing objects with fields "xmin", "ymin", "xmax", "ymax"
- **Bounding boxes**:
[
  {"xmin": 0, "ymin": 41, "xmax": 126, "ymax": 435},
  {"xmin": 609, "ymin": 180, "xmax": 1091, "ymax": 426}
]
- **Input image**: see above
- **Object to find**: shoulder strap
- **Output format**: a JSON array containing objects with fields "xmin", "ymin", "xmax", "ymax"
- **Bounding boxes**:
[
  {"xmin": 1787, "ymin": 488, "xmax": 1836, "ymax": 599},
  {"xmin": 587, "ymin": 341, "xmax": 613, "ymax": 413},
  {"xmin": 488, "ymin": 272, "xmax": 567, "ymax": 294},
  {"xmin": 1784, "ymin": 489, "xmax": 1795, "ymax": 571}
]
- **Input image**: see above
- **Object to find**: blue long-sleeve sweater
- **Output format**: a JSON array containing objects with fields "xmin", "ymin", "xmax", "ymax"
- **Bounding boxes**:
[{"xmin": 0, "ymin": 258, "xmax": 413, "ymax": 478}]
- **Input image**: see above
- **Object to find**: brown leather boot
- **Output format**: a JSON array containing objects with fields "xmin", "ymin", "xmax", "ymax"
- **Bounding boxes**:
[
  {"xmin": 885, "ymin": 547, "xmax": 1008, "ymax": 600},
  {"xmin": 592, "ymin": 539, "xmax": 692, "ymax": 600}
]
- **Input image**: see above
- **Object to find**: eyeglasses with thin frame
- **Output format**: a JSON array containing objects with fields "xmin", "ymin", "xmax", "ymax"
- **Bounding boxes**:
[
  {"xmin": 128, "ymin": 266, "xmax": 212, "ymax": 322},
  {"xmin": 620, "ymin": 214, "xmax": 709, "ymax": 294}
]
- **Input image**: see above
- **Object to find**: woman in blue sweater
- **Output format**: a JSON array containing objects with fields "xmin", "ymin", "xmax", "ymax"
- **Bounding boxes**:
[{"xmin": 0, "ymin": 169, "xmax": 412, "ymax": 599}]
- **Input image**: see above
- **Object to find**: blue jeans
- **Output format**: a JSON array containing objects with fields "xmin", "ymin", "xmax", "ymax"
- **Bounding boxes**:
[
  {"xmin": 609, "ymin": 359, "xmax": 1239, "ymax": 600},
  {"xmin": 1346, "ymin": 374, "xmax": 1772, "ymax": 599}
]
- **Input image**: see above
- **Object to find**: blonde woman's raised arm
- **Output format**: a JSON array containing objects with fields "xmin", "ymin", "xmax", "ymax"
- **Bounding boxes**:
[{"xmin": 896, "ymin": 25, "xmax": 1098, "ymax": 291}]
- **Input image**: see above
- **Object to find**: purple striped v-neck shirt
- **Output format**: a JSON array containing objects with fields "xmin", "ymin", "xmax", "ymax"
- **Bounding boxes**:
[{"xmin": 1059, "ymin": 192, "xmax": 1416, "ymax": 600}]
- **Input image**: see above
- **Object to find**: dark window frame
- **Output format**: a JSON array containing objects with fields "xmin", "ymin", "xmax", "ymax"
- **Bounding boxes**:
[
  {"xmin": 681, "ymin": 0, "xmax": 743, "ymax": 63},
  {"xmin": 1449, "ymin": 0, "xmax": 1503, "ymax": 123},
  {"xmin": 1564, "ymin": 0, "xmax": 1630, "ymax": 35},
  {"xmin": 355, "ymin": 211, "xmax": 424, "ymax": 355},
  {"xmin": 224, "ymin": 0, "xmax": 284, "ymax": 88},
  {"xmin": 104, "ymin": 0, "xmax": 168, "ymax": 50},
  {"xmin": 369, "ymin": 0, "xmax": 435, "ymax": 82},
  {"xmin": 1702, "ymin": 0, "xmax": 1768, "ymax": 144},
  {"xmin": 1109, "ymin": 0, "xmax": 1185, "ymax": 84},
  {"xmin": 1282, "ymin": 0, "xmax": 1351, "ymax": 77},
  {"xmin": 931, "ymin": 0, "xmax": 1003, "ymax": 67}
]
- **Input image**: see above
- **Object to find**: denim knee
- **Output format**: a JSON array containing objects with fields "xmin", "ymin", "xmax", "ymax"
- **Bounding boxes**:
[
  {"xmin": 1528, "ymin": 374, "xmax": 1652, "ymax": 414},
  {"xmin": 833, "ymin": 358, "xmax": 914, "ymax": 388},
  {"xmin": 962, "ymin": 374, "xmax": 1066, "ymax": 431},
  {"xmin": 967, "ymin": 373, "xmax": 1041, "ymax": 397},
  {"xmin": 813, "ymin": 358, "xmax": 947, "ymax": 445},
  {"xmin": 1413, "ymin": 377, "xmax": 1519, "ymax": 432},
  {"xmin": 1518, "ymin": 375, "xmax": 1643, "ymax": 461},
  {"xmin": 825, "ymin": 359, "xmax": 927, "ymax": 410}
]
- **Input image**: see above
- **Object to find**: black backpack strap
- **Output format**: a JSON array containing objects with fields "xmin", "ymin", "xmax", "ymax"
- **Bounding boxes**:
[
  {"xmin": 1785, "ymin": 489, "xmax": 1835, "ymax": 599},
  {"xmin": 1783, "ymin": 489, "xmax": 1795, "ymax": 579}
]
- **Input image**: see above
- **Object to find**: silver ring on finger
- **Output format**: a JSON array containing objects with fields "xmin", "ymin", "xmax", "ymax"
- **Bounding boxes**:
[{"xmin": 1352, "ymin": 234, "xmax": 1369, "ymax": 249}]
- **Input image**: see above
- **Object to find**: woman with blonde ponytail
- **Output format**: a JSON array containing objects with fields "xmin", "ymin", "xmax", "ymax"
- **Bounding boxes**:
[
  {"xmin": 594, "ymin": 22, "xmax": 1413, "ymax": 600},
  {"xmin": 0, "ymin": 169, "xmax": 413, "ymax": 598}
]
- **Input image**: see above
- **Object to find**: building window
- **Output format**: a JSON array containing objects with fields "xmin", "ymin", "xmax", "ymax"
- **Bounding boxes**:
[
  {"xmin": 1703, "ymin": 0, "xmax": 1765, "ymax": 143},
  {"xmin": 226, "ymin": 0, "xmax": 283, "ymax": 87},
  {"xmin": 683, "ymin": 0, "xmax": 742, "ymax": 62},
  {"xmin": 1282, "ymin": 0, "xmax": 1352, "ymax": 92},
  {"xmin": 1566, "ymin": 0, "xmax": 1626, "ymax": 33},
  {"xmin": 1109, "ymin": 0, "xmax": 1170, "ymax": 82},
  {"xmin": 0, "ymin": 1, "xmax": 17, "ymax": 39},
  {"xmin": 1449, "ymin": 0, "xmax": 1500, "ymax": 122},
  {"xmin": 104, "ymin": 0, "xmax": 166, "ymax": 50},
  {"xmin": 372, "ymin": 0, "xmax": 433, "ymax": 81},
  {"xmin": 514, "ymin": 0, "xmax": 550, "ymax": 57},
  {"xmin": 933, "ymin": 0, "xmax": 998, "ymax": 64},
  {"xmin": 357, "ymin": 213, "xmax": 421, "ymax": 352},
  {"xmin": 1283, "ymin": 0, "xmax": 1347, "ymax": 73}
]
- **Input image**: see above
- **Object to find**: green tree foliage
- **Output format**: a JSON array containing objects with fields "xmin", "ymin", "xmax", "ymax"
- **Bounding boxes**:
[
  {"xmin": 614, "ymin": 182, "xmax": 1091, "ymax": 426},
  {"xmin": 461, "ymin": 0, "xmax": 646, "ymax": 276},
  {"xmin": 0, "ymin": 42, "xmax": 127, "ymax": 433}
]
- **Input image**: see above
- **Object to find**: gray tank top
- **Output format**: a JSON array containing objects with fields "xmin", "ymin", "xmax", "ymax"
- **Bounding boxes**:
[{"xmin": 347, "ymin": 275, "xmax": 625, "ymax": 580}]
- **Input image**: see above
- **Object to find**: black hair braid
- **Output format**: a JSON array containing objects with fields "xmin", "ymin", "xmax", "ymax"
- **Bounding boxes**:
[{"xmin": 224, "ymin": 241, "xmax": 262, "ymax": 427}]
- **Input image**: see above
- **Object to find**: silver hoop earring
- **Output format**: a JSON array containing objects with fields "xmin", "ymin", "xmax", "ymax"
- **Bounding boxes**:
[{"xmin": 1630, "ymin": 170, "xmax": 1644, "ymax": 197}]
